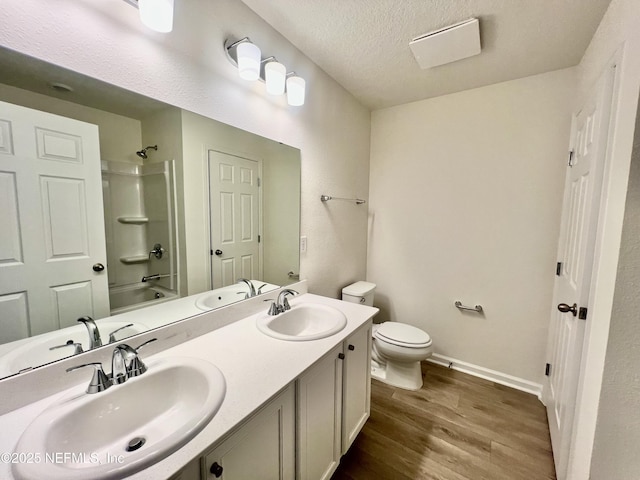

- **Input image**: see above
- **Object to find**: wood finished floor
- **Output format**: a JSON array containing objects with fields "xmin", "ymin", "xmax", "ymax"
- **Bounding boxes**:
[{"xmin": 332, "ymin": 362, "xmax": 556, "ymax": 480}]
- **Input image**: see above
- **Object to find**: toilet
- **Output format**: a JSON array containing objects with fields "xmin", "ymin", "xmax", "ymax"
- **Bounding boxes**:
[{"xmin": 341, "ymin": 281, "xmax": 433, "ymax": 390}]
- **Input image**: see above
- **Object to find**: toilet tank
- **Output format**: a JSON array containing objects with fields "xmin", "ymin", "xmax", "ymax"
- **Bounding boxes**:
[{"xmin": 342, "ymin": 281, "xmax": 376, "ymax": 306}]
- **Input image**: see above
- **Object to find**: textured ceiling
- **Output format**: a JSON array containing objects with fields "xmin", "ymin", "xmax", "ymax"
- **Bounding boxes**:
[{"xmin": 240, "ymin": 0, "xmax": 613, "ymax": 110}]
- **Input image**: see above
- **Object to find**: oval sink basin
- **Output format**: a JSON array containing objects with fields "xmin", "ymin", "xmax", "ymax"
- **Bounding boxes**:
[
  {"xmin": 256, "ymin": 303, "xmax": 347, "ymax": 341},
  {"xmin": 0, "ymin": 320, "xmax": 148, "ymax": 377},
  {"xmin": 195, "ymin": 282, "xmax": 279, "ymax": 311},
  {"xmin": 13, "ymin": 357, "xmax": 226, "ymax": 480}
]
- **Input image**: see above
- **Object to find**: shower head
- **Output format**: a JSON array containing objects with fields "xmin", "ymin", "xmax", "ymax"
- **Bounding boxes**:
[{"xmin": 136, "ymin": 145, "xmax": 158, "ymax": 159}]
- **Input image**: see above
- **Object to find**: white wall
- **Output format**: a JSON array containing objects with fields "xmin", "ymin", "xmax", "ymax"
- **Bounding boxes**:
[
  {"xmin": 589, "ymin": 99, "xmax": 640, "ymax": 480},
  {"xmin": 368, "ymin": 68, "xmax": 575, "ymax": 384},
  {"xmin": 0, "ymin": 0, "xmax": 371, "ymax": 298}
]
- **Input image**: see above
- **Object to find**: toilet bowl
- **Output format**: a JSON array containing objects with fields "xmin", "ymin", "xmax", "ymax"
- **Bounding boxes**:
[
  {"xmin": 371, "ymin": 322, "xmax": 432, "ymax": 390},
  {"xmin": 341, "ymin": 281, "xmax": 433, "ymax": 391}
]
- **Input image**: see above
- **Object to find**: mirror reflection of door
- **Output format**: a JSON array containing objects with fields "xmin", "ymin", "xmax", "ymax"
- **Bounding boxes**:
[
  {"xmin": 0, "ymin": 101, "xmax": 109, "ymax": 343},
  {"xmin": 208, "ymin": 150, "xmax": 262, "ymax": 288}
]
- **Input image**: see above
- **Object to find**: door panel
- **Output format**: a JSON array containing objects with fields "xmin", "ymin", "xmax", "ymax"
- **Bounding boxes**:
[
  {"xmin": 209, "ymin": 151, "xmax": 260, "ymax": 289},
  {"xmin": 0, "ymin": 101, "xmax": 108, "ymax": 343},
  {"xmin": 544, "ymin": 66, "xmax": 615, "ymax": 478}
]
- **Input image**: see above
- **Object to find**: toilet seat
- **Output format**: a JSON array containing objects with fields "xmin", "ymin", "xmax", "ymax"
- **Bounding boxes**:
[{"xmin": 374, "ymin": 322, "xmax": 432, "ymax": 349}]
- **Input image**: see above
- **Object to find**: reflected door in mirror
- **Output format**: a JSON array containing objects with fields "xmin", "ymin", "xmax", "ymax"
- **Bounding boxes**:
[
  {"xmin": 208, "ymin": 151, "xmax": 261, "ymax": 288},
  {"xmin": 0, "ymin": 101, "xmax": 109, "ymax": 343}
]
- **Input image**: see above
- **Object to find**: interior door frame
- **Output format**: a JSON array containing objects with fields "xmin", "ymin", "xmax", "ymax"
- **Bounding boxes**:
[
  {"xmin": 205, "ymin": 147, "xmax": 264, "ymax": 290},
  {"xmin": 544, "ymin": 52, "xmax": 624, "ymax": 479},
  {"xmin": 544, "ymin": 60, "xmax": 616, "ymax": 477}
]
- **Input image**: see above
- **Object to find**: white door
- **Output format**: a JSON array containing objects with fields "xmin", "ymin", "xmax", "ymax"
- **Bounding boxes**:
[
  {"xmin": 544, "ymin": 65, "xmax": 615, "ymax": 478},
  {"xmin": 208, "ymin": 150, "xmax": 261, "ymax": 289},
  {"xmin": 0, "ymin": 101, "xmax": 109, "ymax": 343}
]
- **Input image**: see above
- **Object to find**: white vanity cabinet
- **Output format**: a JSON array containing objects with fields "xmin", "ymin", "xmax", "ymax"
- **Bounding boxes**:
[
  {"xmin": 202, "ymin": 384, "xmax": 296, "ymax": 480},
  {"xmin": 341, "ymin": 321, "xmax": 372, "ymax": 453},
  {"xmin": 297, "ymin": 320, "xmax": 372, "ymax": 480},
  {"xmin": 296, "ymin": 344, "xmax": 344, "ymax": 480}
]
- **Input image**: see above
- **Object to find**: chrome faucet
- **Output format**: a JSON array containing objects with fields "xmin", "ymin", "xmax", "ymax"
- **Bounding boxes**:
[
  {"xmin": 237, "ymin": 278, "xmax": 257, "ymax": 298},
  {"xmin": 268, "ymin": 289, "xmax": 298, "ymax": 315},
  {"xmin": 77, "ymin": 316, "xmax": 102, "ymax": 349},
  {"xmin": 111, "ymin": 338, "xmax": 157, "ymax": 385},
  {"xmin": 67, "ymin": 338, "xmax": 157, "ymax": 394},
  {"xmin": 148, "ymin": 243, "xmax": 164, "ymax": 259}
]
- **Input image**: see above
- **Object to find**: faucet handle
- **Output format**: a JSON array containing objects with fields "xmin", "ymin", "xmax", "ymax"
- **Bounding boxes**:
[
  {"xmin": 127, "ymin": 338, "xmax": 157, "ymax": 377},
  {"xmin": 263, "ymin": 299, "xmax": 280, "ymax": 315},
  {"xmin": 66, "ymin": 362, "xmax": 112, "ymax": 394},
  {"xmin": 107, "ymin": 323, "xmax": 134, "ymax": 343},
  {"xmin": 50, "ymin": 340, "xmax": 84, "ymax": 355},
  {"xmin": 256, "ymin": 283, "xmax": 267, "ymax": 295}
]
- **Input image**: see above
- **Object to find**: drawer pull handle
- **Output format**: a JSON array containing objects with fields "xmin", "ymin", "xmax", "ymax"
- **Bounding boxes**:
[{"xmin": 210, "ymin": 462, "xmax": 223, "ymax": 477}]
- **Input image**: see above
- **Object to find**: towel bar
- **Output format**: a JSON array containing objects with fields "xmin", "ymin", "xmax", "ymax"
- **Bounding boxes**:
[{"xmin": 455, "ymin": 301, "xmax": 483, "ymax": 313}]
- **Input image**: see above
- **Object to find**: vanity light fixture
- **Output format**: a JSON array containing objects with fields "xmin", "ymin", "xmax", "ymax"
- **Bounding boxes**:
[
  {"xmin": 224, "ymin": 37, "xmax": 306, "ymax": 106},
  {"xmin": 225, "ymin": 38, "xmax": 262, "ymax": 81},
  {"xmin": 286, "ymin": 73, "xmax": 306, "ymax": 106},
  {"xmin": 122, "ymin": 0, "xmax": 174, "ymax": 33},
  {"xmin": 264, "ymin": 59, "xmax": 286, "ymax": 95}
]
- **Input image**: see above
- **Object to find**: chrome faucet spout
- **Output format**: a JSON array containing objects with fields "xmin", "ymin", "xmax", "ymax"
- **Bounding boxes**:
[
  {"xmin": 267, "ymin": 289, "xmax": 299, "ymax": 315},
  {"xmin": 77, "ymin": 316, "xmax": 102, "ymax": 349},
  {"xmin": 111, "ymin": 347, "xmax": 130, "ymax": 385},
  {"xmin": 237, "ymin": 278, "xmax": 257, "ymax": 298}
]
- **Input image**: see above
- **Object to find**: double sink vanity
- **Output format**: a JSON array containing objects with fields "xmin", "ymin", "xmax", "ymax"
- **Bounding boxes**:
[{"xmin": 0, "ymin": 281, "xmax": 378, "ymax": 480}]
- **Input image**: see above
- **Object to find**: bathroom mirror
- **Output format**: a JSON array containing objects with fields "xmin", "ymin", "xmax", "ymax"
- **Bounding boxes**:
[{"xmin": 0, "ymin": 46, "xmax": 301, "ymax": 379}]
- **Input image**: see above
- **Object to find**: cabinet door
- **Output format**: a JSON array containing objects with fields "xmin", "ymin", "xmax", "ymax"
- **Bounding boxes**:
[
  {"xmin": 297, "ymin": 345, "xmax": 343, "ymax": 480},
  {"xmin": 342, "ymin": 321, "xmax": 372, "ymax": 454},
  {"xmin": 203, "ymin": 384, "xmax": 295, "ymax": 480}
]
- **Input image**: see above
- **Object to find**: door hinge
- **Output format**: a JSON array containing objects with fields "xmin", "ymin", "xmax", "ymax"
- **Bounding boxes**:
[
  {"xmin": 556, "ymin": 262, "xmax": 562, "ymax": 276},
  {"xmin": 568, "ymin": 150, "xmax": 575, "ymax": 167},
  {"xmin": 545, "ymin": 363, "xmax": 551, "ymax": 376},
  {"xmin": 579, "ymin": 307, "xmax": 588, "ymax": 320},
  {"xmin": 257, "ymin": 177, "xmax": 261, "ymax": 187},
  {"xmin": 258, "ymin": 235, "xmax": 261, "ymax": 243}
]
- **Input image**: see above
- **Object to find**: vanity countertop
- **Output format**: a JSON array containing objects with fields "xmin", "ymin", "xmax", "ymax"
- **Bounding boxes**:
[{"xmin": 0, "ymin": 293, "xmax": 378, "ymax": 480}]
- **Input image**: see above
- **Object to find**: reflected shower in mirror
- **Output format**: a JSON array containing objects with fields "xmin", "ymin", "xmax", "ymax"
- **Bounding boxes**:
[{"xmin": 0, "ymin": 47, "xmax": 301, "ymax": 379}]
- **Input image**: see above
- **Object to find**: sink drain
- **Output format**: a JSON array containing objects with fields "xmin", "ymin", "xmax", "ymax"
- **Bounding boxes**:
[{"xmin": 126, "ymin": 437, "xmax": 146, "ymax": 452}]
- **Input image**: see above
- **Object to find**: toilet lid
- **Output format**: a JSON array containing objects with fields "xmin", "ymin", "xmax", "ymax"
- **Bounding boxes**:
[{"xmin": 374, "ymin": 322, "xmax": 432, "ymax": 348}]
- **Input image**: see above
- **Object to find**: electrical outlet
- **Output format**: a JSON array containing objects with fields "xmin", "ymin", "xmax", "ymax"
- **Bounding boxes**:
[{"xmin": 300, "ymin": 235, "xmax": 307, "ymax": 253}]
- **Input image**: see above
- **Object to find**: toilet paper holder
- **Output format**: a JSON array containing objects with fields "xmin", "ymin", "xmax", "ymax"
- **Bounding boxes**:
[{"xmin": 455, "ymin": 301, "xmax": 483, "ymax": 313}]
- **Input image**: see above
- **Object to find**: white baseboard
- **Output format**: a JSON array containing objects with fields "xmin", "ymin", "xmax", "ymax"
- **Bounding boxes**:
[{"xmin": 427, "ymin": 353, "xmax": 543, "ymax": 398}]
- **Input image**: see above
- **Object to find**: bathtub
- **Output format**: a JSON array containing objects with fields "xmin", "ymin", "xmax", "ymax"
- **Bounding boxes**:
[{"xmin": 109, "ymin": 284, "xmax": 177, "ymax": 315}]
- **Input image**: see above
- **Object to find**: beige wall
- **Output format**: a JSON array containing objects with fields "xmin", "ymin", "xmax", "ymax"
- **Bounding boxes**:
[
  {"xmin": 368, "ymin": 68, "xmax": 575, "ymax": 384},
  {"xmin": 0, "ymin": 0, "xmax": 371, "ymax": 299}
]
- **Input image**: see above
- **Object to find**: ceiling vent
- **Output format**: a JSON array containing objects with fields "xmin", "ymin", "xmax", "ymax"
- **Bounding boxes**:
[{"xmin": 409, "ymin": 18, "xmax": 481, "ymax": 69}]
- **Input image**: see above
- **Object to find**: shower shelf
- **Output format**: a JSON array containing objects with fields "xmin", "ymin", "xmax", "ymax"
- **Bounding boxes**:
[
  {"xmin": 120, "ymin": 255, "xmax": 150, "ymax": 264},
  {"xmin": 117, "ymin": 216, "xmax": 149, "ymax": 224}
]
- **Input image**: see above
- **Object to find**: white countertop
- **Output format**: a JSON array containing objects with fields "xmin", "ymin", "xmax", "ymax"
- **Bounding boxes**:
[{"xmin": 0, "ymin": 293, "xmax": 378, "ymax": 480}]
